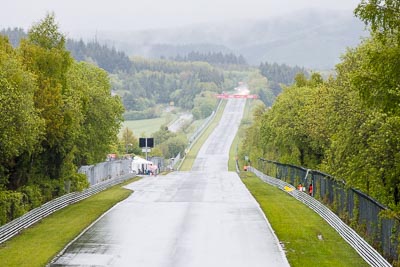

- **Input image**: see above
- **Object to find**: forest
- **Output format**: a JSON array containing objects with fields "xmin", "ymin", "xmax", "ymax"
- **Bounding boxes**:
[
  {"xmin": 242, "ymin": 0, "xmax": 400, "ymax": 215},
  {"xmin": 111, "ymin": 55, "xmax": 305, "ymax": 120},
  {"xmin": 0, "ymin": 15, "xmax": 124, "ymax": 224},
  {"xmin": 259, "ymin": 61, "xmax": 309, "ymax": 96},
  {"xmin": 112, "ymin": 57, "xmax": 227, "ymax": 120},
  {"xmin": 172, "ymin": 51, "xmax": 247, "ymax": 66}
]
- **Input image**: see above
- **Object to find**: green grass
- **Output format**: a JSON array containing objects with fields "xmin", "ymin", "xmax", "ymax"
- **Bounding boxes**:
[
  {"xmin": 0, "ymin": 177, "xmax": 140, "ymax": 267},
  {"xmin": 228, "ymin": 98, "xmax": 255, "ymax": 172},
  {"xmin": 227, "ymin": 99, "xmax": 368, "ymax": 266},
  {"xmin": 240, "ymin": 172, "xmax": 369, "ymax": 267},
  {"xmin": 179, "ymin": 100, "xmax": 227, "ymax": 171},
  {"xmin": 121, "ymin": 114, "xmax": 177, "ymax": 137},
  {"xmin": 228, "ymin": 131, "xmax": 240, "ymax": 172}
]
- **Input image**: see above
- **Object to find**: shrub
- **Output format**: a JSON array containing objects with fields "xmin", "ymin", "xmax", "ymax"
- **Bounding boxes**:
[{"xmin": 0, "ymin": 190, "xmax": 26, "ymax": 225}]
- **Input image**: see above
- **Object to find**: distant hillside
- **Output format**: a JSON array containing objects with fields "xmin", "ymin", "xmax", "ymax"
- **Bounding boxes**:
[
  {"xmin": 98, "ymin": 10, "xmax": 368, "ymax": 69},
  {"xmin": 0, "ymin": 28, "xmax": 133, "ymax": 74},
  {"xmin": 66, "ymin": 39, "xmax": 132, "ymax": 73}
]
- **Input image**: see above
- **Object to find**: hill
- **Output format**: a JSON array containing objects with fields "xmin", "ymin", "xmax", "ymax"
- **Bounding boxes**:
[{"xmin": 98, "ymin": 10, "xmax": 367, "ymax": 69}]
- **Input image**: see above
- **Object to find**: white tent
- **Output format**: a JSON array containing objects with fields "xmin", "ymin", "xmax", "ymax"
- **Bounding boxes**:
[{"xmin": 131, "ymin": 156, "xmax": 153, "ymax": 174}]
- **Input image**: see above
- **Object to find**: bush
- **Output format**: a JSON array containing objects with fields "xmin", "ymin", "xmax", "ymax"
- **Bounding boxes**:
[
  {"xmin": 160, "ymin": 135, "xmax": 187, "ymax": 158},
  {"xmin": 19, "ymin": 185, "xmax": 43, "ymax": 210},
  {"xmin": 0, "ymin": 190, "xmax": 26, "ymax": 225},
  {"xmin": 67, "ymin": 173, "xmax": 89, "ymax": 192}
]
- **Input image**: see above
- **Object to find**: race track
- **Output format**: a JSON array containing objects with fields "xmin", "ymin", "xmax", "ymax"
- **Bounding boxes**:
[{"xmin": 50, "ymin": 99, "xmax": 290, "ymax": 267}]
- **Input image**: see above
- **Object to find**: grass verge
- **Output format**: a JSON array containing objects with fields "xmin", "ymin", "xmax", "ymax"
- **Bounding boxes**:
[
  {"xmin": 179, "ymin": 100, "xmax": 227, "ymax": 171},
  {"xmin": 228, "ymin": 132, "xmax": 240, "ymax": 172},
  {"xmin": 0, "ymin": 177, "xmax": 140, "ymax": 267},
  {"xmin": 240, "ymin": 172, "xmax": 369, "ymax": 267},
  {"xmin": 228, "ymin": 100, "xmax": 368, "ymax": 266}
]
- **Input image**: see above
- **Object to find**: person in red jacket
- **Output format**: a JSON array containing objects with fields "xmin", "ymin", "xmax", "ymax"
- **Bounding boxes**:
[{"xmin": 308, "ymin": 183, "xmax": 313, "ymax": 196}]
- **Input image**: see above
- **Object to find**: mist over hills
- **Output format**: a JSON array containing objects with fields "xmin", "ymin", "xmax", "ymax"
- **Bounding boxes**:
[{"xmin": 98, "ymin": 10, "xmax": 368, "ymax": 69}]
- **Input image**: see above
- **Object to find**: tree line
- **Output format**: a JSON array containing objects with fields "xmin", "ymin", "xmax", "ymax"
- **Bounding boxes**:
[
  {"xmin": 1, "ymin": 28, "xmax": 133, "ymax": 74},
  {"xmin": 112, "ymin": 57, "xmax": 229, "ymax": 120},
  {"xmin": 242, "ymin": 0, "xmax": 400, "ymax": 216},
  {"xmin": 258, "ymin": 61, "xmax": 309, "ymax": 96},
  {"xmin": 0, "ymin": 27, "xmax": 26, "ymax": 47},
  {"xmin": 0, "ymin": 15, "xmax": 123, "ymax": 225},
  {"xmin": 173, "ymin": 51, "xmax": 247, "ymax": 66},
  {"xmin": 66, "ymin": 39, "xmax": 132, "ymax": 73}
]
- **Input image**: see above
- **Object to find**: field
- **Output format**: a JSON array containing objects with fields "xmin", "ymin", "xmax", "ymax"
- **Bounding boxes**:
[{"xmin": 120, "ymin": 116, "xmax": 175, "ymax": 137}]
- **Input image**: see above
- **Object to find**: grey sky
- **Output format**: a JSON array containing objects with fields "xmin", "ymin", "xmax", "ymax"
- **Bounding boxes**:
[{"xmin": 1, "ymin": 0, "xmax": 361, "ymax": 35}]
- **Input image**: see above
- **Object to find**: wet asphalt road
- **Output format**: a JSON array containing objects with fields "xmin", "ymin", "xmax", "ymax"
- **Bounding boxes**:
[{"xmin": 50, "ymin": 99, "xmax": 290, "ymax": 267}]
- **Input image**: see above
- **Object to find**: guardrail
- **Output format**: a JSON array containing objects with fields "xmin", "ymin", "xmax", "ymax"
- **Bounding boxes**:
[
  {"xmin": 177, "ymin": 99, "xmax": 222, "ymax": 170},
  {"xmin": 249, "ymin": 166, "xmax": 392, "ymax": 267},
  {"xmin": 0, "ymin": 173, "xmax": 136, "ymax": 244},
  {"xmin": 188, "ymin": 99, "xmax": 222, "ymax": 151}
]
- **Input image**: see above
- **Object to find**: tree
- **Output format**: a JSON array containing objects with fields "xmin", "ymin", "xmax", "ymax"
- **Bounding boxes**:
[
  {"xmin": 355, "ymin": 0, "xmax": 400, "ymax": 39},
  {"xmin": 120, "ymin": 127, "xmax": 140, "ymax": 154},
  {"xmin": 159, "ymin": 135, "xmax": 187, "ymax": 158},
  {"xmin": 0, "ymin": 15, "xmax": 126, "ymax": 224},
  {"xmin": 336, "ymin": 35, "xmax": 400, "ymax": 114},
  {"xmin": 353, "ymin": 1, "xmax": 400, "ymax": 114},
  {"xmin": 192, "ymin": 91, "xmax": 218, "ymax": 119},
  {"xmin": 68, "ymin": 62, "xmax": 124, "ymax": 165},
  {"xmin": 0, "ymin": 36, "xmax": 44, "ymax": 187},
  {"xmin": 258, "ymin": 61, "xmax": 309, "ymax": 95},
  {"xmin": 66, "ymin": 39, "xmax": 132, "ymax": 73},
  {"xmin": 294, "ymin": 73, "xmax": 309, "ymax": 87},
  {"xmin": 240, "ymin": 1, "xmax": 400, "ymax": 216},
  {"xmin": 19, "ymin": 13, "xmax": 73, "ymax": 180},
  {"xmin": 0, "ymin": 27, "xmax": 26, "ymax": 47},
  {"xmin": 153, "ymin": 126, "xmax": 176, "ymax": 145},
  {"xmin": 247, "ymin": 71, "xmax": 275, "ymax": 106}
]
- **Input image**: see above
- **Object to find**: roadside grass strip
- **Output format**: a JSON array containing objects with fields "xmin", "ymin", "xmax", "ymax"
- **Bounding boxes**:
[
  {"xmin": 240, "ymin": 172, "xmax": 369, "ymax": 267},
  {"xmin": 0, "ymin": 177, "xmax": 140, "ymax": 267}
]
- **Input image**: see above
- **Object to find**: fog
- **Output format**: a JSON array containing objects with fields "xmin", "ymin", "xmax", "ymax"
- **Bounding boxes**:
[{"xmin": 1, "ymin": 0, "xmax": 361, "ymax": 35}]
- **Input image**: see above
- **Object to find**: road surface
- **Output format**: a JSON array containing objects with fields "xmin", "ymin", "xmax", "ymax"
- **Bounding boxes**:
[{"xmin": 50, "ymin": 99, "xmax": 290, "ymax": 267}]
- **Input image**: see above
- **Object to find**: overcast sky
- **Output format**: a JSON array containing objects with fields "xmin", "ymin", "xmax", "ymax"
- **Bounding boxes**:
[{"xmin": 1, "ymin": 0, "xmax": 361, "ymax": 35}]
